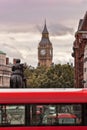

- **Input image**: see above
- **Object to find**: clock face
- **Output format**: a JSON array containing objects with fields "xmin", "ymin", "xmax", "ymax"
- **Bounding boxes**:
[{"xmin": 40, "ymin": 49, "xmax": 46, "ymax": 55}]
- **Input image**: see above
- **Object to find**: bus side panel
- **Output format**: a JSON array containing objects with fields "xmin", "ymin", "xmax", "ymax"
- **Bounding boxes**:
[{"xmin": 0, "ymin": 126, "xmax": 87, "ymax": 130}]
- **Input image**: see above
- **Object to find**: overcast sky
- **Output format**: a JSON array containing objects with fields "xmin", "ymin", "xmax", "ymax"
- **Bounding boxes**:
[{"xmin": 0, "ymin": 0, "xmax": 87, "ymax": 67}]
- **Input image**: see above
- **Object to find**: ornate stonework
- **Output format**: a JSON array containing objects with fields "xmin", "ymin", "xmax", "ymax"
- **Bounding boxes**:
[
  {"xmin": 72, "ymin": 12, "xmax": 87, "ymax": 88},
  {"xmin": 38, "ymin": 22, "xmax": 53, "ymax": 67},
  {"xmin": 0, "ymin": 51, "xmax": 11, "ymax": 87}
]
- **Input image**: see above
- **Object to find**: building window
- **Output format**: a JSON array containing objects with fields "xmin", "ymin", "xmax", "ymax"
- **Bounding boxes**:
[
  {"xmin": 84, "ymin": 68, "xmax": 86, "ymax": 72},
  {"xmin": 0, "ymin": 105, "xmax": 25, "ymax": 125}
]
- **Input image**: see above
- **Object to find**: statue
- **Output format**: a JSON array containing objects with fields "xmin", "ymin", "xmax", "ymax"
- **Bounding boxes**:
[{"xmin": 10, "ymin": 59, "xmax": 27, "ymax": 88}]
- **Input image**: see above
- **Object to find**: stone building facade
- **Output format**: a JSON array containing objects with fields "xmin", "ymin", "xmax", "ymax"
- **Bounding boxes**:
[
  {"xmin": 84, "ymin": 45, "xmax": 87, "ymax": 87},
  {"xmin": 0, "ymin": 51, "xmax": 11, "ymax": 88},
  {"xmin": 72, "ymin": 12, "xmax": 87, "ymax": 88}
]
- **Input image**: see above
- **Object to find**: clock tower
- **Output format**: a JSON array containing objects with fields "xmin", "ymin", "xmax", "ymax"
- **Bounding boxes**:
[{"xmin": 38, "ymin": 22, "xmax": 53, "ymax": 67}]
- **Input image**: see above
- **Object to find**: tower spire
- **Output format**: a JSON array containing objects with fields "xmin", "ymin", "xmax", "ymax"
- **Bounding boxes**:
[
  {"xmin": 42, "ymin": 19, "xmax": 48, "ymax": 34},
  {"xmin": 38, "ymin": 21, "xmax": 53, "ymax": 67},
  {"xmin": 45, "ymin": 19, "xmax": 46, "ymax": 26}
]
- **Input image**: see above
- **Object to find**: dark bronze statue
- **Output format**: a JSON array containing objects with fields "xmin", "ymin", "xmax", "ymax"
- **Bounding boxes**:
[{"xmin": 10, "ymin": 59, "xmax": 27, "ymax": 88}]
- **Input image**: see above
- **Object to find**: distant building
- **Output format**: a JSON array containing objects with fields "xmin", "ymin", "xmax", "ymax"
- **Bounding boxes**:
[
  {"xmin": 72, "ymin": 11, "xmax": 87, "ymax": 88},
  {"xmin": 38, "ymin": 21, "xmax": 53, "ymax": 67},
  {"xmin": 0, "ymin": 51, "xmax": 11, "ymax": 87}
]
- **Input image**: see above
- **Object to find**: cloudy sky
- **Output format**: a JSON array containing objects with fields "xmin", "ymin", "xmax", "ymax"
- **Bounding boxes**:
[{"xmin": 0, "ymin": 0, "xmax": 87, "ymax": 67}]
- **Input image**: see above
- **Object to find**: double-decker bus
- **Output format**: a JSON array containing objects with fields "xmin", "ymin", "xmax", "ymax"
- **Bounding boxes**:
[{"xmin": 0, "ymin": 88, "xmax": 87, "ymax": 130}]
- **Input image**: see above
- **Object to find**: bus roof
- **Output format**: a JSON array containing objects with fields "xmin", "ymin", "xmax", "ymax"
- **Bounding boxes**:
[
  {"xmin": 0, "ymin": 88, "xmax": 87, "ymax": 104},
  {"xmin": 0, "ymin": 88, "xmax": 84, "ymax": 92}
]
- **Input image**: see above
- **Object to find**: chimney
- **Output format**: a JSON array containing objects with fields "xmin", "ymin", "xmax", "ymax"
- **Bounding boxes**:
[
  {"xmin": 13, "ymin": 58, "xmax": 17, "ymax": 64},
  {"xmin": 6, "ymin": 57, "xmax": 9, "ymax": 65}
]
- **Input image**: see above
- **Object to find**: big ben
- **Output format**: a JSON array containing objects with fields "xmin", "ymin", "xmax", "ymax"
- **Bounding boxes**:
[{"xmin": 38, "ymin": 22, "xmax": 53, "ymax": 67}]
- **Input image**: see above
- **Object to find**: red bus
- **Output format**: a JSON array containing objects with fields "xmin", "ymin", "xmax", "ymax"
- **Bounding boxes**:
[
  {"xmin": 47, "ymin": 113, "xmax": 77, "ymax": 125},
  {"xmin": 0, "ymin": 88, "xmax": 87, "ymax": 130}
]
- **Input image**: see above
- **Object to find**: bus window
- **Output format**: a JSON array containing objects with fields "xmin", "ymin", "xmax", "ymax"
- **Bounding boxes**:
[
  {"xmin": 0, "ymin": 105, "xmax": 25, "ymax": 126},
  {"xmin": 58, "ymin": 118, "xmax": 75, "ymax": 124},
  {"xmin": 57, "ymin": 113, "xmax": 77, "ymax": 125},
  {"xmin": 0, "ymin": 103, "xmax": 83, "ymax": 126},
  {"xmin": 30, "ymin": 104, "xmax": 82, "ymax": 126}
]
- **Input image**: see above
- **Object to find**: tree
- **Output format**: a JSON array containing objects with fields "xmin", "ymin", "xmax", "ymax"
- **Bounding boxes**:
[{"xmin": 24, "ymin": 64, "xmax": 74, "ymax": 88}]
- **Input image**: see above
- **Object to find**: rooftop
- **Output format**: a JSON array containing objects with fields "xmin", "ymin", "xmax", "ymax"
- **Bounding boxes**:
[
  {"xmin": 0, "ymin": 50, "xmax": 6, "ymax": 55},
  {"xmin": 78, "ymin": 11, "xmax": 87, "ymax": 31}
]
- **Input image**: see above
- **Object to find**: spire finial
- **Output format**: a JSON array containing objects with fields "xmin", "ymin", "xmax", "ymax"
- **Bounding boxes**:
[
  {"xmin": 45, "ymin": 19, "xmax": 46, "ymax": 26},
  {"xmin": 42, "ymin": 19, "xmax": 48, "ymax": 34}
]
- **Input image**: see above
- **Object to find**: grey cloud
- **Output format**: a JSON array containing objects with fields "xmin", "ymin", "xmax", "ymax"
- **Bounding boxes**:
[
  {"xmin": 16, "ymin": 41, "xmax": 35, "ymax": 52},
  {"xmin": 0, "ymin": 0, "xmax": 86, "ymax": 67},
  {"xmin": 81, "ymin": 0, "xmax": 87, "ymax": 4},
  {"xmin": 55, "ymin": 43, "xmax": 72, "ymax": 48},
  {"xmin": 2, "ymin": 43, "xmax": 23, "ymax": 59},
  {"xmin": 35, "ymin": 23, "xmax": 74, "ymax": 37},
  {"xmin": 0, "ymin": 23, "xmax": 74, "ymax": 36},
  {"xmin": 0, "ymin": 0, "xmax": 86, "ymax": 35},
  {"xmin": 0, "ymin": 24, "xmax": 40, "ymax": 33},
  {"xmin": 48, "ymin": 23, "xmax": 74, "ymax": 36},
  {"xmin": 0, "ymin": 0, "xmax": 85, "ymax": 26},
  {"xmin": 36, "ymin": 25, "xmax": 42, "ymax": 33},
  {"xmin": 9, "ymin": 37, "xmax": 16, "ymax": 41},
  {"xmin": 2, "ymin": 43, "xmax": 16, "ymax": 49}
]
